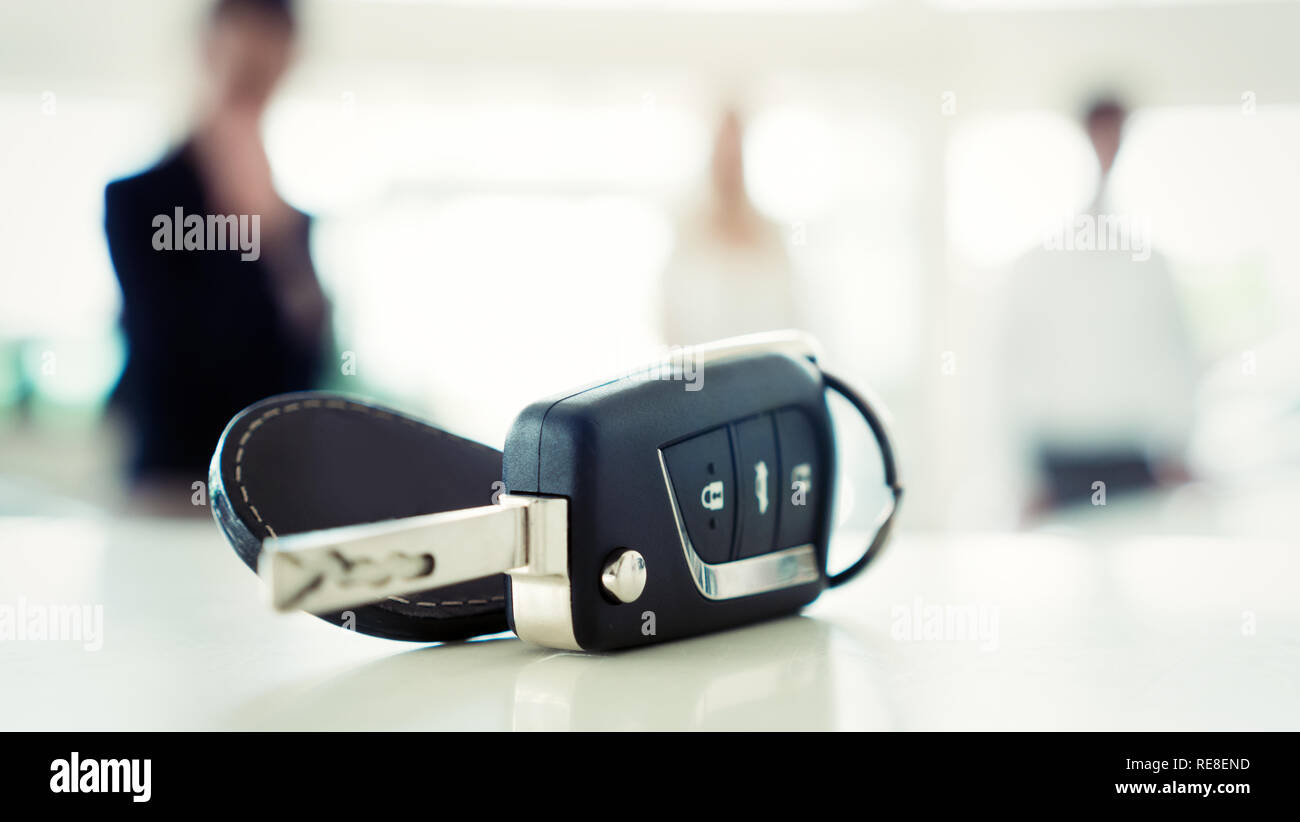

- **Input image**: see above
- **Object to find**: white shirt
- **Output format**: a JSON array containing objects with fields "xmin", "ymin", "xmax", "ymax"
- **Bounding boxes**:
[
  {"xmin": 999, "ymin": 222, "xmax": 1198, "ymax": 458},
  {"xmin": 659, "ymin": 210, "xmax": 798, "ymax": 346}
]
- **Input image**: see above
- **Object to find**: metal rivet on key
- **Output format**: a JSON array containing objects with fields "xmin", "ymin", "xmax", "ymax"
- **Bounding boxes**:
[{"xmin": 601, "ymin": 550, "xmax": 647, "ymax": 603}]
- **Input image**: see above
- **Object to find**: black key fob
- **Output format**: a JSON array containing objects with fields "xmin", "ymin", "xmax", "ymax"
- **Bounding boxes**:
[{"xmin": 211, "ymin": 332, "xmax": 901, "ymax": 651}]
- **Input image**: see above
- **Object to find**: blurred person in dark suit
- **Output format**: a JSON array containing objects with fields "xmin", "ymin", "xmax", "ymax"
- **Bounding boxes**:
[
  {"xmin": 999, "ymin": 96, "xmax": 1198, "ymax": 514},
  {"xmin": 105, "ymin": 0, "xmax": 328, "ymax": 489}
]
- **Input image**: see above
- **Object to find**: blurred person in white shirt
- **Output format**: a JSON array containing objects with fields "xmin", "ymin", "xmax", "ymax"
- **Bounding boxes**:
[
  {"xmin": 999, "ymin": 97, "xmax": 1199, "ymax": 513},
  {"xmin": 659, "ymin": 107, "xmax": 800, "ymax": 346}
]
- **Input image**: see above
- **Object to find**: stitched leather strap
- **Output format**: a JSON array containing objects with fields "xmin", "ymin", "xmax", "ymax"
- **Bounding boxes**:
[{"xmin": 209, "ymin": 391, "xmax": 510, "ymax": 641}]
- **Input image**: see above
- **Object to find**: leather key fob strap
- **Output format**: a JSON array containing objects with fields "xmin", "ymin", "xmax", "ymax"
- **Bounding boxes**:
[{"xmin": 209, "ymin": 391, "xmax": 510, "ymax": 642}]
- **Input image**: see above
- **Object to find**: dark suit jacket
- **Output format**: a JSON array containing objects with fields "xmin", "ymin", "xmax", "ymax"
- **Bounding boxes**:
[{"xmin": 105, "ymin": 144, "xmax": 327, "ymax": 479}]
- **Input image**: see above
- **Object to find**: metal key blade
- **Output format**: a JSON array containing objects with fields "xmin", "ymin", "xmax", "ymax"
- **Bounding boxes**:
[{"xmin": 260, "ymin": 496, "xmax": 545, "ymax": 614}]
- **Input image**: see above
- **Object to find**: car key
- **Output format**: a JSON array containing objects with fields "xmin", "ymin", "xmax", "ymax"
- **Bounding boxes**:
[{"xmin": 210, "ymin": 330, "xmax": 902, "ymax": 652}]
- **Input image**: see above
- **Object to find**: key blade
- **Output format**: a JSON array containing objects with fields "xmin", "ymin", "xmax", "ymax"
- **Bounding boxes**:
[{"xmin": 259, "ymin": 499, "xmax": 533, "ymax": 614}]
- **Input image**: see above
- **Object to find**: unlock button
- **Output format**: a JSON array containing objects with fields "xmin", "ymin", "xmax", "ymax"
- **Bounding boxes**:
[{"xmin": 663, "ymin": 426, "xmax": 736, "ymax": 564}]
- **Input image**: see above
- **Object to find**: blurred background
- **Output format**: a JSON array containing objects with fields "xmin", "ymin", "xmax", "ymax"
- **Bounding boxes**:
[{"xmin": 2, "ymin": 0, "xmax": 1298, "ymax": 539}]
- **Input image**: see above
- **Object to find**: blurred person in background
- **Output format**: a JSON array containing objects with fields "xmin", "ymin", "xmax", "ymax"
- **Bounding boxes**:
[
  {"xmin": 998, "ymin": 96, "xmax": 1199, "ymax": 514},
  {"xmin": 659, "ymin": 106, "xmax": 799, "ymax": 346},
  {"xmin": 104, "ymin": 0, "xmax": 329, "ymax": 494}
]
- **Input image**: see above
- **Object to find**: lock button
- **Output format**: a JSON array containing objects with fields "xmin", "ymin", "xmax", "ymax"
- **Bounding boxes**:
[{"xmin": 662, "ymin": 426, "xmax": 736, "ymax": 564}]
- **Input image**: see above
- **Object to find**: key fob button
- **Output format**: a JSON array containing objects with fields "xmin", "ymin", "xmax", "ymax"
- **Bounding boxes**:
[
  {"xmin": 774, "ymin": 408, "xmax": 820, "ymax": 549},
  {"xmin": 733, "ymin": 414, "xmax": 780, "ymax": 558},
  {"xmin": 662, "ymin": 427, "xmax": 736, "ymax": 564}
]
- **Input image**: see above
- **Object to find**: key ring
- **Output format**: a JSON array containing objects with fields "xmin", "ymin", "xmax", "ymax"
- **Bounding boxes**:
[{"xmin": 820, "ymin": 370, "xmax": 904, "ymax": 588}]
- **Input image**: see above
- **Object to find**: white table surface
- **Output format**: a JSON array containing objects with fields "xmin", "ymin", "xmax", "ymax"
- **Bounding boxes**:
[{"xmin": 1, "ymin": 486, "xmax": 1298, "ymax": 731}]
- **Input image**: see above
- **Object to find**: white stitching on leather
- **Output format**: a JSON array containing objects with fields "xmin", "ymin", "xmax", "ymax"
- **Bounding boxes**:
[{"xmin": 235, "ymin": 399, "xmax": 504, "ymax": 610}]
